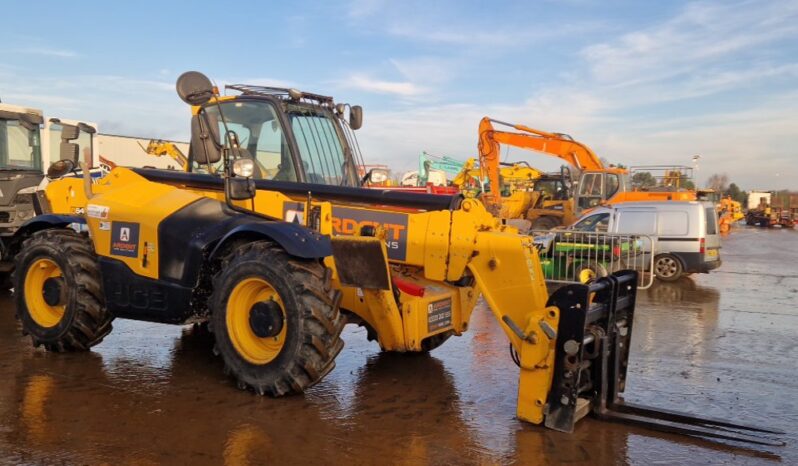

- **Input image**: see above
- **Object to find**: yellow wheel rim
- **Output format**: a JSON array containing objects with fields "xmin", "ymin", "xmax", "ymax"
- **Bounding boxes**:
[
  {"xmin": 578, "ymin": 268, "xmax": 596, "ymax": 284},
  {"xmin": 226, "ymin": 277, "xmax": 287, "ymax": 365},
  {"xmin": 24, "ymin": 258, "xmax": 65, "ymax": 328}
]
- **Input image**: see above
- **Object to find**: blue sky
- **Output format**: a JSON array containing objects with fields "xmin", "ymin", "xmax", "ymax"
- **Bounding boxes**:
[{"xmin": 1, "ymin": 0, "xmax": 796, "ymax": 189}]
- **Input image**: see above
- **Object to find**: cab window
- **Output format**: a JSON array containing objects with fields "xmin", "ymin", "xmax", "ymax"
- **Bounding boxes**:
[
  {"xmin": 578, "ymin": 173, "xmax": 604, "ymax": 210},
  {"xmin": 605, "ymin": 174, "xmax": 620, "ymax": 198},
  {"xmin": 1, "ymin": 119, "xmax": 42, "ymax": 170},
  {"xmin": 572, "ymin": 212, "xmax": 610, "ymax": 232},
  {"xmin": 199, "ymin": 100, "xmax": 296, "ymax": 181},
  {"xmin": 289, "ymin": 107, "xmax": 349, "ymax": 185},
  {"xmin": 48, "ymin": 122, "xmax": 92, "ymax": 166}
]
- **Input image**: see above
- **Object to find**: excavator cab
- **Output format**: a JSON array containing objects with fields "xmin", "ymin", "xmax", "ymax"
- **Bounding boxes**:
[{"xmin": 574, "ymin": 169, "xmax": 627, "ymax": 213}]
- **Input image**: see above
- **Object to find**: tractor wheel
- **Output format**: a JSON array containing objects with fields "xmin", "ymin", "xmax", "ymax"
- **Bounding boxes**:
[
  {"xmin": 530, "ymin": 216, "xmax": 560, "ymax": 232},
  {"xmin": 209, "ymin": 241, "xmax": 344, "ymax": 396},
  {"xmin": 654, "ymin": 254, "xmax": 684, "ymax": 282},
  {"xmin": 575, "ymin": 262, "xmax": 609, "ymax": 284},
  {"xmin": 14, "ymin": 229, "xmax": 113, "ymax": 352}
]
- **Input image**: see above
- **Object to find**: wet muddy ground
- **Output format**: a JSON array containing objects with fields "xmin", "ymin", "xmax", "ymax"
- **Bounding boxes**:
[{"xmin": 1, "ymin": 226, "xmax": 796, "ymax": 465}]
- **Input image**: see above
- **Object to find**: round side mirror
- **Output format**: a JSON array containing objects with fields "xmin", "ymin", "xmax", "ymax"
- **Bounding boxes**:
[
  {"xmin": 176, "ymin": 71, "xmax": 215, "ymax": 106},
  {"xmin": 47, "ymin": 159, "xmax": 76, "ymax": 179}
]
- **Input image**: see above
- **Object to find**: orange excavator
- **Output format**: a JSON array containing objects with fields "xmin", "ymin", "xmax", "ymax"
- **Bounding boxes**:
[{"xmin": 478, "ymin": 117, "xmax": 695, "ymax": 229}]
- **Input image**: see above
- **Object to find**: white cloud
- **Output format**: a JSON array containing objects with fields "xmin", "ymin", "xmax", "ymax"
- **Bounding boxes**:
[
  {"xmin": 389, "ymin": 56, "xmax": 458, "ymax": 85},
  {"xmin": 19, "ymin": 47, "xmax": 78, "ymax": 58},
  {"xmin": 582, "ymin": 0, "xmax": 798, "ymax": 85},
  {"xmin": 342, "ymin": 74, "xmax": 426, "ymax": 97},
  {"xmin": 347, "ymin": 0, "xmax": 386, "ymax": 18}
]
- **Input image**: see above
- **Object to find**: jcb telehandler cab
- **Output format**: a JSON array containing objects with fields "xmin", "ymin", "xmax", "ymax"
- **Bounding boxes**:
[{"xmin": 9, "ymin": 72, "xmax": 781, "ymax": 445}]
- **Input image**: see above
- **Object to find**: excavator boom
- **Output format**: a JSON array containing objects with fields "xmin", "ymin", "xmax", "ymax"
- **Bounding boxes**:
[{"xmin": 478, "ymin": 117, "xmax": 605, "ymax": 207}]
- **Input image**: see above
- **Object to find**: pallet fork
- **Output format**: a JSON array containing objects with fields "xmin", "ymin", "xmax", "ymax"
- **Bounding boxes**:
[{"xmin": 545, "ymin": 271, "xmax": 784, "ymax": 447}]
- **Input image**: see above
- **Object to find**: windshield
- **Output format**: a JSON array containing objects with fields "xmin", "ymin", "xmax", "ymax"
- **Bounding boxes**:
[
  {"xmin": 572, "ymin": 212, "xmax": 610, "ymax": 231},
  {"xmin": 288, "ymin": 104, "xmax": 356, "ymax": 186},
  {"xmin": 48, "ymin": 122, "xmax": 93, "ymax": 165},
  {"xmin": 198, "ymin": 100, "xmax": 296, "ymax": 181},
  {"xmin": 0, "ymin": 118, "xmax": 42, "ymax": 170}
]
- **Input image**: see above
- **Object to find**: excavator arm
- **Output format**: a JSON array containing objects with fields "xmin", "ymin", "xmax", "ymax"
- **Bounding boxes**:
[
  {"xmin": 139, "ymin": 139, "xmax": 189, "ymax": 171},
  {"xmin": 478, "ymin": 117, "xmax": 604, "ymax": 207}
]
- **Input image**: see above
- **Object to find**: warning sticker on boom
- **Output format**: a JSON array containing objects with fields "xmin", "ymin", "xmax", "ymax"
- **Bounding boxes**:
[{"xmin": 427, "ymin": 299, "xmax": 452, "ymax": 332}]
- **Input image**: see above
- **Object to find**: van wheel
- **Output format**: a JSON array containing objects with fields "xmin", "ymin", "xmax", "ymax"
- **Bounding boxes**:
[{"xmin": 654, "ymin": 254, "xmax": 683, "ymax": 282}]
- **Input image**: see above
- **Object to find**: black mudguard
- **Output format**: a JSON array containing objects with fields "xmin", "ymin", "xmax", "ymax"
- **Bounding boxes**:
[
  {"xmin": 3, "ymin": 214, "xmax": 85, "ymax": 262},
  {"xmin": 158, "ymin": 198, "xmax": 331, "ymax": 288}
]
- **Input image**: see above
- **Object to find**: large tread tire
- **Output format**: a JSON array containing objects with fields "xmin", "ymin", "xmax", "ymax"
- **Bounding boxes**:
[
  {"xmin": 14, "ymin": 229, "xmax": 113, "ymax": 352},
  {"xmin": 209, "ymin": 241, "xmax": 344, "ymax": 397}
]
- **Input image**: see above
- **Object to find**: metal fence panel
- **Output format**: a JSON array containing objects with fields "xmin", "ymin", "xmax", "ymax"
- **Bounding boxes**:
[{"xmin": 530, "ymin": 230, "xmax": 655, "ymax": 290}]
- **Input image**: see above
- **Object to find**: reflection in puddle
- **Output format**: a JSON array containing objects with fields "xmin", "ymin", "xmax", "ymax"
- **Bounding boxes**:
[{"xmin": 0, "ymin": 228, "xmax": 794, "ymax": 465}]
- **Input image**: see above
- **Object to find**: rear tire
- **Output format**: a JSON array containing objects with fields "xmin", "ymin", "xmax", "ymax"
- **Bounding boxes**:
[
  {"xmin": 14, "ymin": 229, "xmax": 113, "ymax": 352},
  {"xmin": 654, "ymin": 254, "xmax": 684, "ymax": 282},
  {"xmin": 209, "ymin": 241, "xmax": 344, "ymax": 396}
]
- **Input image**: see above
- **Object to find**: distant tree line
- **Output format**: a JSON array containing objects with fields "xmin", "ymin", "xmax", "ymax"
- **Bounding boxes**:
[
  {"xmin": 625, "ymin": 167, "xmax": 793, "ymax": 207},
  {"xmin": 705, "ymin": 173, "xmax": 796, "ymax": 207}
]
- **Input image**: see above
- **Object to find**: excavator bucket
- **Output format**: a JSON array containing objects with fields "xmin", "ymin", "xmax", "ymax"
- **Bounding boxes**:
[{"xmin": 544, "ymin": 271, "xmax": 784, "ymax": 447}]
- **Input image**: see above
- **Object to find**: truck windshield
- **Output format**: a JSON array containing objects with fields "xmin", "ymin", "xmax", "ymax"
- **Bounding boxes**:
[
  {"xmin": 287, "ymin": 105, "xmax": 356, "ymax": 186},
  {"xmin": 0, "ymin": 119, "xmax": 42, "ymax": 170}
]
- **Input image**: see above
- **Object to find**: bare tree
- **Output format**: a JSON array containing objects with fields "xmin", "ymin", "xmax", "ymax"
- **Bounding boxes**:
[{"xmin": 706, "ymin": 173, "xmax": 729, "ymax": 192}]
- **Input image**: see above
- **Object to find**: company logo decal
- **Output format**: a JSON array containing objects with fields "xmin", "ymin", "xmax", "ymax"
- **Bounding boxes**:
[
  {"xmin": 110, "ymin": 222, "xmax": 140, "ymax": 257},
  {"xmin": 282, "ymin": 203, "xmax": 410, "ymax": 261}
]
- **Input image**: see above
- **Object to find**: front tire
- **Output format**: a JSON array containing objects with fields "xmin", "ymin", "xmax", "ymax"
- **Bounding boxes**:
[
  {"xmin": 14, "ymin": 229, "xmax": 113, "ymax": 352},
  {"xmin": 654, "ymin": 254, "xmax": 684, "ymax": 282},
  {"xmin": 209, "ymin": 241, "xmax": 344, "ymax": 396}
]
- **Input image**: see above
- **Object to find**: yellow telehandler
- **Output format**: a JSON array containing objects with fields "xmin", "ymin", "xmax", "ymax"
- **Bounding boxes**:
[{"xmin": 7, "ymin": 72, "xmax": 781, "ymax": 445}]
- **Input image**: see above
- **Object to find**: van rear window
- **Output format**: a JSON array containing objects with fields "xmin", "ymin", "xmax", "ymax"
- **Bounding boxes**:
[{"xmin": 705, "ymin": 207, "xmax": 718, "ymax": 235}]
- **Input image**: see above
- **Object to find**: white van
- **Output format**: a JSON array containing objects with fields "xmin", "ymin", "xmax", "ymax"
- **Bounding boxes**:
[{"xmin": 568, "ymin": 201, "xmax": 722, "ymax": 281}]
